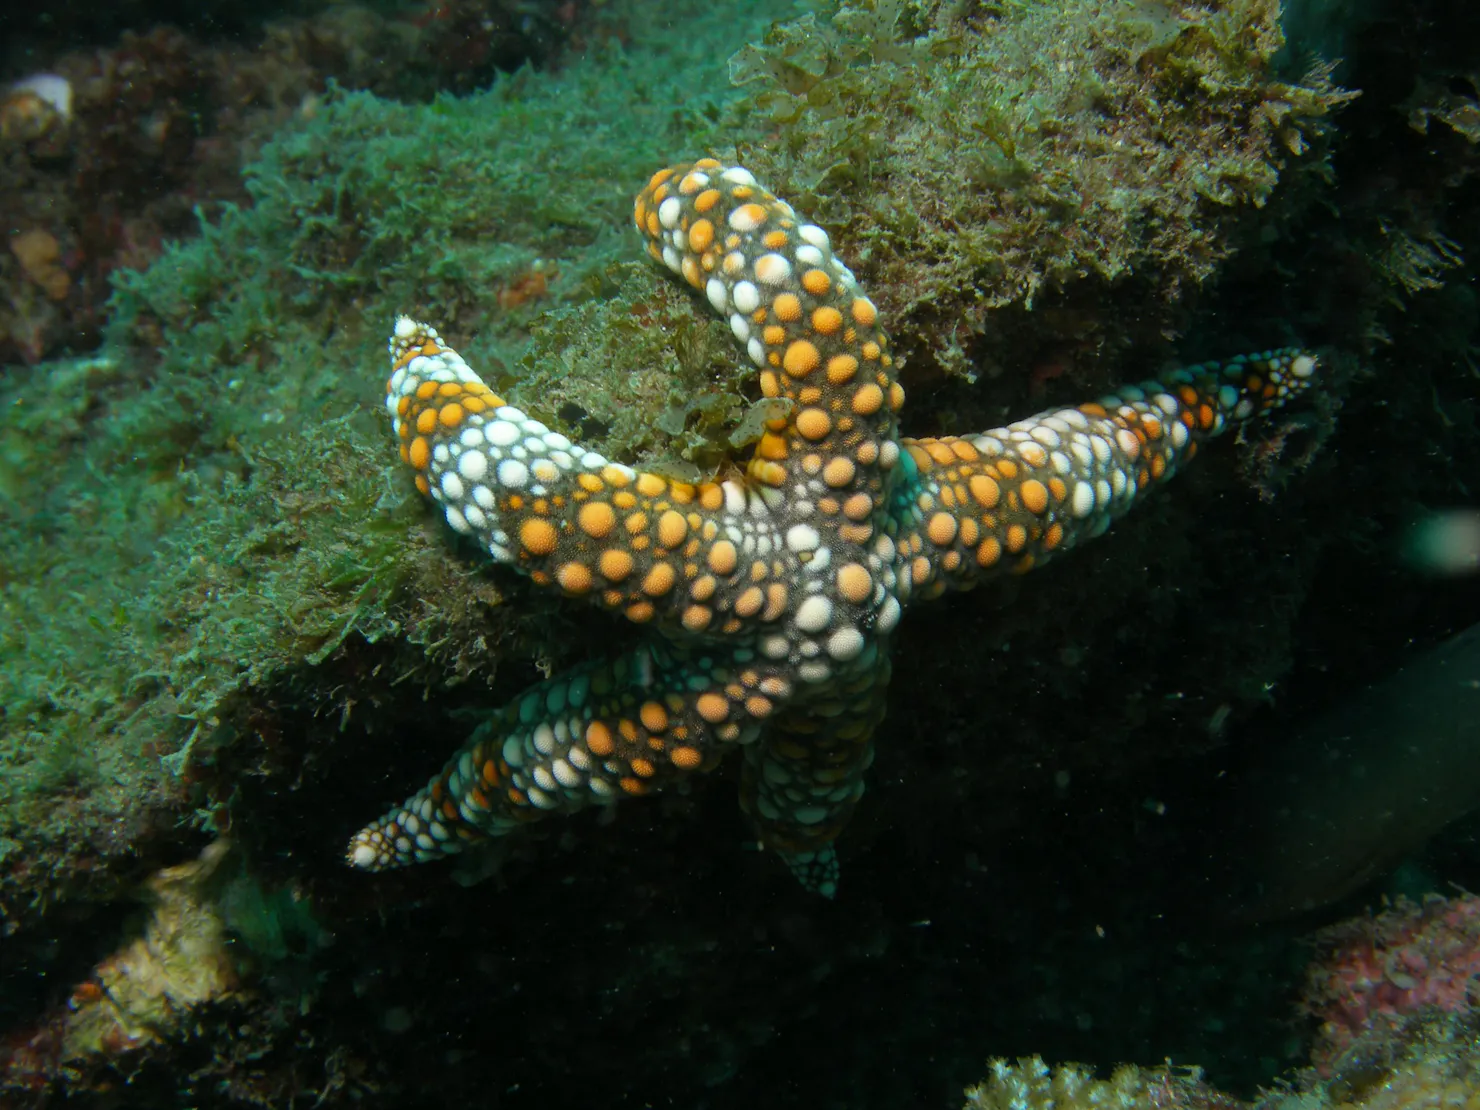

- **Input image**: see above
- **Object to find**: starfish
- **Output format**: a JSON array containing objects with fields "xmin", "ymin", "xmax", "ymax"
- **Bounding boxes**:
[{"xmin": 346, "ymin": 159, "xmax": 1319, "ymax": 896}]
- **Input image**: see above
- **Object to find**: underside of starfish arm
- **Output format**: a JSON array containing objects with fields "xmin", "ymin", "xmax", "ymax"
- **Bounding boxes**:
[
  {"xmin": 346, "ymin": 642, "xmax": 796, "ymax": 870},
  {"xmin": 884, "ymin": 349, "xmax": 1322, "ymax": 598}
]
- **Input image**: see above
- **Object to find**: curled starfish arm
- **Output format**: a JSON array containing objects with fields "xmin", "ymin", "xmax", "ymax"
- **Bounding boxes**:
[
  {"xmin": 739, "ymin": 654, "xmax": 893, "ymax": 897},
  {"xmin": 386, "ymin": 318, "xmax": 822, "ymax": 639},
  {"xmin": 634, "ymin": 161, "xmax": 905, "ymax": 531},
  {"xmin": 886, "ymin": 349, "xmax": 1322, "ymax": 596},
  {"xmin": 347, "ymin": 643, "xmax": 796, "ymax": 870}
]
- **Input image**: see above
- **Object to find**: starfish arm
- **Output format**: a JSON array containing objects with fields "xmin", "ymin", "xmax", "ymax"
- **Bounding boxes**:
[
  {"xmin": 347, "ymin": 642, "xmax": 795, "ymax": 870},
  {"xmin": 738, "ymin": 654, "xmax": 892, "ymax": 898},
  {"xmin": 634, "ymin": 161, "xmax": 904, "ymax": 538},
  {"xmin": 387, "ymin": 318, "xmax": 828, "ymax": 640},
  {"xmin": 884, "ymin": 349, "xmax": 1322, "ymax": 597}
]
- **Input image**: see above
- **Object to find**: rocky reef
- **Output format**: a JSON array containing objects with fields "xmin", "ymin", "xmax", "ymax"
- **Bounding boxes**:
[{"xmin": 1, "ymin": 0, "xmax": 1479, "ymax": 1106}]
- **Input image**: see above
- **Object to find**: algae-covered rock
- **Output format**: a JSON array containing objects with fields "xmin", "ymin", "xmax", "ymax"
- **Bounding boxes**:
[
  {"xmin": 0, "ymin": 0, "xmax": 796, "ymax": 935},
  {"xmin": 2, "ymin": 0, "xmax": 1479, "ymax": 1106},
  {"xmin": 505, "ymin": 262, "xmax": 777, "ymax": 480},
  {"xmin": 965, "ymin": 1056, "xmax": 1246, "ymax": 1109},
  {"xmin": 727, "ymin": 0, "xmax": 1351, "ymax": 384}
]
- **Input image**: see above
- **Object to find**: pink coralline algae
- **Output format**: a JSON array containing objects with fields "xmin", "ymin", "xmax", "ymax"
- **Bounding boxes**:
[{"xmin": 1302, "ymin": 892, "xmax": 1480, "ymax": 1072}]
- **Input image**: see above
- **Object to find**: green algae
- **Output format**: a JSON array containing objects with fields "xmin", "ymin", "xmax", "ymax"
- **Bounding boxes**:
[
  {"xmin": 502, "ymin": 262, "xmax": 759, "ymax": 483},
  {"xmin": 0, "ymin": 0, "xmax": 798, "ymax": 921},
  {"xmin": 725, "ymin": 0, "xmax": 1351, "ymax": 383},
  {"xmin": 0, "ymin": 0, "xmax": 1354, "ymax": 929}
]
